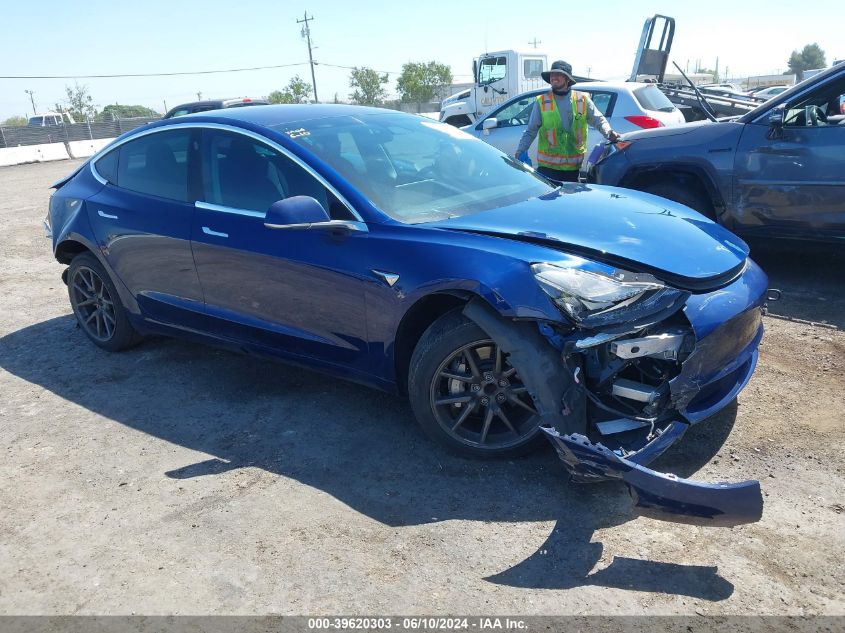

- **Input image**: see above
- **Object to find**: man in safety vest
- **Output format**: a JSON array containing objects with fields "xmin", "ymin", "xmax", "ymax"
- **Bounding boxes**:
[{"xmin": 514, "ymin": 60, "xmax": 621, "ymax": 183}]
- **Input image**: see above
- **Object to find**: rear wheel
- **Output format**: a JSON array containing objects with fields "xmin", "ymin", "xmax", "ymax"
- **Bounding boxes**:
[
  {"xmin": 641, "ymin": 181, "xmax": 715, "ymax": 219},
  {"xmin": 408, "ymin": 311, "xmax": 544, "ymax": 458},
  {"xmin": 67, "ymin": 252, "xmax": 141, "ymax": 352}
]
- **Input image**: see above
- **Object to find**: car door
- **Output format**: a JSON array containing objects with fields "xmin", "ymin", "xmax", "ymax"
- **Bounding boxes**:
[
  {"xmin": 733, "ymin": 72, "xmax": 845, "ymax": 236},
  {"xmin": 475, "ymin": 89, "xmax": 611, "ymax": 167},
  {"xmin": 86, "ymin": 127, "xmax": 205, "ymax": 326},
  {"xmin": 473, "ymin": 91, "xmax": 541, "ymax": 159},
  {"xmin": 191, "ymin": 128, "xmax": 371, "ymax": 371}
]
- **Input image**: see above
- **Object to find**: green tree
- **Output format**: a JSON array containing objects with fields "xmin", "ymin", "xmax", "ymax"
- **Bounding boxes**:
[
  {"xmin": 98, "ymin": 104, "xmax": 160, "ymax": 121},
  {"xmin": 396, "ymin": 61, "xmax": 452, "ymax": 103},
  {"xmin": 268, "ymin": 75, "xmax": 313, "ymax": 104},
  {"xmin": 56, "ymin": 82, "xmax": 97, "ymax": 122},
  {"xmin": 2, "ymin": 116, "xmax": 27, "ymax": 127},
  {"xmin": 787, "ymin": 43, "xmax": 827, "ymax": 80},
  {"xmin": 349, "ymin": 67, "xmax": 389, "ymax": 105}
]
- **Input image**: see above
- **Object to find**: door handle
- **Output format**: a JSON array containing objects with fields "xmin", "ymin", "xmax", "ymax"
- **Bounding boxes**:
[
  {"xmin": 97, "ymin": 210, "xmax": 118, "ymax": 219},
  {"xmin": 202, "ymin": 226, "xmax": 228, "ymax": 238}
]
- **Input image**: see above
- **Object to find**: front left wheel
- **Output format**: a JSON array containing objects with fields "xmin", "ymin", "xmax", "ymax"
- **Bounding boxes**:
[
  {"xmin": 408, "ymin": 310, "xmax": 544, "ymax": 458},
  {"xmin": 67, "ymin": 252, "xmax": 141, "ymax": 352}
]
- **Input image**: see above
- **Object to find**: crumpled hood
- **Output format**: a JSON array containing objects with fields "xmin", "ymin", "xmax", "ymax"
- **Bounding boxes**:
[{"xmin": 424, "ymin": 184, "xmax": 749, "ymax": 288}]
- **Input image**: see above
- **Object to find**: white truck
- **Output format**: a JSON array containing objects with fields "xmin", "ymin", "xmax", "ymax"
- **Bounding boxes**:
[
  {"xmin": 27, "ymin": 111, "xmax": 76, "ymax": 127},
  {"xmin": 439, "ymin": 50, "xmax": 549, "ymax": 126}
]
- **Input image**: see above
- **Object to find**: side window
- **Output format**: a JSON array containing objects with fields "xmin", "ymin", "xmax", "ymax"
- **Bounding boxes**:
[
  {"xmin": 784, "ymin": 75, "xmax": 845, "ymax": 127},
  {"xmin": 478, "ymin": 56, "xmax": 507, "ymax": 85},
  {"xmin": 201, "ymin": 130, "xmax": 352, "ymax": 219},
  {"xmin": 116, "ymin": 129, "xmax": 191, "ymax": 202},
  {"xmin": 490, "ymin": 96, "xmax": 536, "ymax": 128},
  {"xmin": 523, "ymin": 59, "xmax": 543, "ymax": 79},
  {"xmin": 586, "ymin": 92, "xmax": 613, "ymax": 116},
  {"xmin": 94, "ymin": 149, "xmax": 119, "ymax": 184}
]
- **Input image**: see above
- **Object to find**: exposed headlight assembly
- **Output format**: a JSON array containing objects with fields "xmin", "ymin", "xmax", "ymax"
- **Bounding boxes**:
[{"xmin": 532, "ymin": 262, "xmax": 687, "ymax": 328}]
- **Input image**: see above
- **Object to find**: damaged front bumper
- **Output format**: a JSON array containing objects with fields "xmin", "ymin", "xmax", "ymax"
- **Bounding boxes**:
[
  {"xmin": 464, "ymin": 257, "xmax": 769, "ymax": 527},
  {"xmin": 542, "ymin": 428, "xmax": 763, "ymax": 526},
  {"xmin": 547, "ymin": 266, "xmax": 766, "ymax": 526}
]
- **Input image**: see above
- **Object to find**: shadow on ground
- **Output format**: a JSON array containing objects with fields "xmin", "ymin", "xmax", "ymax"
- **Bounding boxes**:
[
  {"xmin": 0, "ymin": 315, "xmax": 737, "ymax": 600},
  {"xmin": 748, "ymin": 239, "xmax": 844, "ymax": 330}
]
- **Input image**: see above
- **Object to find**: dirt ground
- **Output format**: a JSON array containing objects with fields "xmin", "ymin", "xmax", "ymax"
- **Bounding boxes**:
[{"xmin": 0, "ymin": 159, "xmax": 842, "ymax": 616}]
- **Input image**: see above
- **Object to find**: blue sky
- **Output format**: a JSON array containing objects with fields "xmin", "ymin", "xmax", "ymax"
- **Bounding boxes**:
[{"xmin": 1, "ymin": 0, "xmax": 842, "ymax": 119}]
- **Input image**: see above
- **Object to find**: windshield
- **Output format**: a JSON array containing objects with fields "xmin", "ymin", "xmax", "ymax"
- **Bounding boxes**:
[{"xmin": 272, "ymin": 113, "xmax": 553, "ymax": 223}]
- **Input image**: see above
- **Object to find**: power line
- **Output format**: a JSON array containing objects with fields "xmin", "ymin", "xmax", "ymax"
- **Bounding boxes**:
[
  {"xmin": 316, "ymin": 62, "xmax": 401, "ymax": 75},
  {"xmin": 0, "ymin": 62, "xmax": 309, "ymax": 80},
  {"xmin": 2, "ymin": 60, "xmax": 475, "ymax": 84}
]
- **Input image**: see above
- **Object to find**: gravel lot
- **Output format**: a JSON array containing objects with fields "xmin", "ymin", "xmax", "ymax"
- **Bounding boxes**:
[{"xmin": 0, "ymin": 159, "xmax": 843, "ymax": 616}]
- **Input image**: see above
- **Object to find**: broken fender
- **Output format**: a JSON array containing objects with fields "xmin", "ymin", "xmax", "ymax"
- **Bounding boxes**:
[{"xmin": 541, "ymin": 428, "xmax": 763, "ymax": 527}]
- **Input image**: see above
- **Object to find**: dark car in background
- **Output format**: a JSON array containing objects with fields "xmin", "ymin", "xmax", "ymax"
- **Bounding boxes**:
[
  {"xmin": 593, "ymin": 63, "xmax": 845, "ymax": 241},
  {"xmin": 163, "ymin": 97, "xmax": 269, "ymax": 118}
]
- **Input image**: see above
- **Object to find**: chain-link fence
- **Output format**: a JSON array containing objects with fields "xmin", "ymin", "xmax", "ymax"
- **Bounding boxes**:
[
  {"xmin": 0, "ymin": 105, "xmax": 445, "ymax": 150},
  {"xmin": 0, "ymin": 117, "xmax": 159, "ymax": 149}
]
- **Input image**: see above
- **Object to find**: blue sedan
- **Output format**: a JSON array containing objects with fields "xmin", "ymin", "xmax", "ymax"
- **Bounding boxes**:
[{"xmin": 46, "ymin": 105, "xmax": 767, "ymax": 525}]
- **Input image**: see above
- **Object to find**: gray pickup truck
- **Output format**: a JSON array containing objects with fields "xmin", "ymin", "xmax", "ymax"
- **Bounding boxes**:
[{"xmin": 592, "ymin": 63, "xmax": 845, "ymax": 242}]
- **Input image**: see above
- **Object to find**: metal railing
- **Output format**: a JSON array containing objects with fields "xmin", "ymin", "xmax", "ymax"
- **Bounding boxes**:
[{"xmin": 0, "ymin": 117, "xmax": 159, "ymax": 149}]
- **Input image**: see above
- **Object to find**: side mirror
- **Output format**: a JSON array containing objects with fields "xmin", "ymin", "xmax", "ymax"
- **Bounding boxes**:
[
  {"xmin": 482, "ymin": 117, "xmax": 498, "ymax": 131},
  {"xmin": 264, "ymin": 196, "xmax": 329, "ymax": 229},
  {"xmin": 768, "ymin": 106, "xmax": 785, "ymax": 128}
]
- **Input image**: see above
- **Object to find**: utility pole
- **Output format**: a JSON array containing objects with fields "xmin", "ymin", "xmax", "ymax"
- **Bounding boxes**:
[
  {"xmin": 528, "ymin": 37, "xmax": 541, "ymax": 49},
  {"xmin": 196, "ymin": 91, "xmax": 202, "ymax": 101},
  {"xmin": 297, "ymin": 12, "xmax": 318, "ymax": 102},
  {"xmin": 25, "ymin": 90, "xmax": 36, "ymax": 114}
]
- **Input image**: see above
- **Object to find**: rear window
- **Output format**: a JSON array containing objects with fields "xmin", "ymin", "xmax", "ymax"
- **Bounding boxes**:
[
  {"xmin": 116, "ymin": 130, "xmax": 192, "ymax": 202},
  {"xmin": 633, "ymin": 85, "xmax": 677, "ymax": 112}
]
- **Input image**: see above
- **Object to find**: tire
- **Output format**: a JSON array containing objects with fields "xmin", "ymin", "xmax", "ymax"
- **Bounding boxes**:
[
  {"xmin": 67, "ymin": 252, "xmax": 141, "ymax": 352},
  {"xmin": 641, "ymin": 181, "xmax": 715, "ymax": 219},
  {"xmin": 408, "ymin": 310, "xmax": 545, "ymax": 458}
]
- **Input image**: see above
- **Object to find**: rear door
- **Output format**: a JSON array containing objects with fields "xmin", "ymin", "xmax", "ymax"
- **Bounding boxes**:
[
  {"xmin": 733, "ymin": 72, "xmax": 845, "ymax": 237},
  {"xmin": 86, "ymin": 128, "xmax": 205, "ymax": 325}
]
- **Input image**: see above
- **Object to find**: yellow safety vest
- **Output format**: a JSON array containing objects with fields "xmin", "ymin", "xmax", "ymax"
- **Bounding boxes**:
[{"xmin": 536, "ymin": 90, "xmax": 588, "ymax": 171}]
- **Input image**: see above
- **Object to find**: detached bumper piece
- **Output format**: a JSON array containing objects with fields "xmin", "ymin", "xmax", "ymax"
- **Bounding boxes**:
[{"xmin": 541, "ymin": 428, "xmax": 763, "ymax": 527}]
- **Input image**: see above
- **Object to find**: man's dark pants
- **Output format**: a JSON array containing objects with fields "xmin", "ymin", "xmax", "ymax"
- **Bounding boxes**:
[{"xmin": 537, "ymin": 166, "xmax": 580, "ymax": 183}]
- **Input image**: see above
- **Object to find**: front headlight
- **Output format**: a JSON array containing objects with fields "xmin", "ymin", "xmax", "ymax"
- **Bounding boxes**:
[{"xmin": 532, "ymin": 262, "xmax": 684, "ymax": 327}]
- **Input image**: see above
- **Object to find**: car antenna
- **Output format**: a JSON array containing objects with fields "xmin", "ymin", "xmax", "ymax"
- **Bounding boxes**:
[{"xmin": 672, "ymin": 62, "xmax": 718, "ymax": 122}]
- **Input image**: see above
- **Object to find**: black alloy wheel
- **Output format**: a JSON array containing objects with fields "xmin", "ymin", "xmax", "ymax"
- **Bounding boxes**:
[
  {"xmin": 431, "ymin": 339, "xmax": 539, "ymax": 450},
  {"xmin": 409, "ymin": 311, "xmax": 544, "ymax": 458},
  {"xmin": 70, "ymin": 265, "xmax": 116, "ymax": 342},
  {"xmin": 67, "ymin": 252, "xmax": 140, "ymax": 352}
]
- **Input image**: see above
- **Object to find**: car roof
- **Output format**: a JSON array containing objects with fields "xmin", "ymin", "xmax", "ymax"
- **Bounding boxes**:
[
  {"xmin": 514, "ymin": 80, "xmax": 658, "ymax": 98},
  {"xmin": 168, "ymin": 103, "xmax": 392, "ymax": 127}
]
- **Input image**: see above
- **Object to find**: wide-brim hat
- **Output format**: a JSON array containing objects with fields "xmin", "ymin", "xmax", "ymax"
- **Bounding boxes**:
[{"xmin": 542, "ymin": 60, "xmax": 576, "ymax": 84}]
